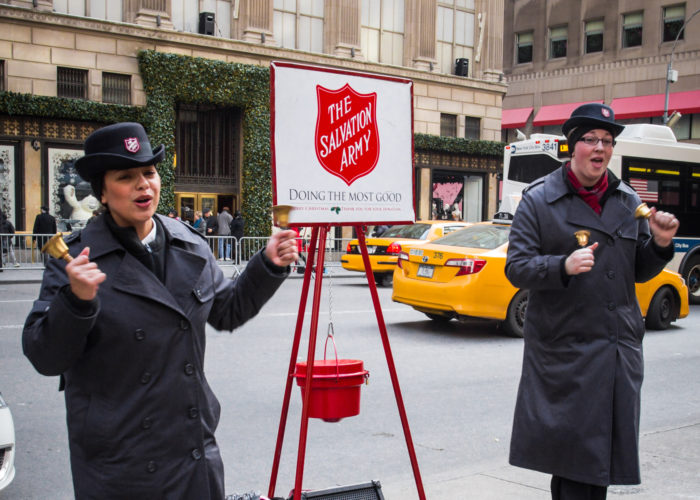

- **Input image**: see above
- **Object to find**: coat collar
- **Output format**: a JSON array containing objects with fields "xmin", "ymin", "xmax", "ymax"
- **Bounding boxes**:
[
  {"xmin": 78, "ymin": 213, "xmax": 208, "ymax": 316},
  {"xmin": 543, "ymin": 166, "xmax": 635, "ymax": 237}
]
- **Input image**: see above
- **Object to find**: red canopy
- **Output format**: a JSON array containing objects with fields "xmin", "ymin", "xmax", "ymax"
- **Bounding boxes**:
[
  {"xmin": 501, "ymin": 107, "xmax": 533, "ymax": 129},
  {"xmin": 611, "ymin": 90, "xmax": 700, "ymax": 119},
  {"xmin": 532, "ymin": 101, "xmax": 604, "ymax": 126}
]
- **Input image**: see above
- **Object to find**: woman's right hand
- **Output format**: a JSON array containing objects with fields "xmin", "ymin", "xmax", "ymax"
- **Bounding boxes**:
[
  {"xmin": 66, "ymin": 247, "xmax": 106, "ymax": 300},
  {"xmin": 565, "ymin": 242, "xmax": 599, "ymax": 275}
]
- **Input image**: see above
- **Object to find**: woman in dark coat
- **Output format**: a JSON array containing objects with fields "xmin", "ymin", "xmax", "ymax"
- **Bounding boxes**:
[
  {"xmin": 505, "ymin": 104, "xmax": 679, "ymax": 499},
  {"xmin": 22, "ymin": 122, "xmax": 298, "ymax": 499}
]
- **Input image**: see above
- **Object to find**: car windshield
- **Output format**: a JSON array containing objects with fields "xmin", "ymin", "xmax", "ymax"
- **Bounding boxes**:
[
  {"xmin": 432, "ymin": 224, "xmax": 510, "ymax": 249},
  {"xmin": 381, "ymin": 223, "xmax": 431, "ymax": 240}
]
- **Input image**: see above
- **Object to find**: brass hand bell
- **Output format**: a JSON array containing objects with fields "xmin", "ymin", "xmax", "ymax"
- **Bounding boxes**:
[
  {"xmin": 634, "ymin": 203, "xmax": 651, "ymax": 219},
  {"xmin": 272, "ymin": 205, "xmax": 293, "ymax": 229},
  {"xmin": 574, "ymin": 230, "xmax": 590, "ymax": 247},
  {"xmin": 41, "ymin": 233, "xmax": 73, "ymax": 262}
]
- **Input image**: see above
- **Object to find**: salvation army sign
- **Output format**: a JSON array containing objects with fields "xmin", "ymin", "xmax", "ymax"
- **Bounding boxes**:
[{"xmin": 271, "ymin": 61, "xmax": 414, "ymax": 225}]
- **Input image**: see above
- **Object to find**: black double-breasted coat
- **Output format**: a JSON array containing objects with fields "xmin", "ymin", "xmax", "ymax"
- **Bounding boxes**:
[
  {"xmin": 505, "ymin": 167, "xmax": 673, "ymax": 486},
  {"xmin": 23, "ymin": 214, "xmax": 287, "ymax": 499}
]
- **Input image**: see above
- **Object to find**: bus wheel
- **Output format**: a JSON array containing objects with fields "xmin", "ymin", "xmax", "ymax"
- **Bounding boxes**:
[
  {"xmin": 503, "ymin": 290, "xmax": 528, "ymax": 338},
  {"xmin": 683, "ymin": 256, "xmax": 700, "ymax": 305},
  {"xmin": 645, "ymin": 287, "xmax": 676, "ymax": 330}
]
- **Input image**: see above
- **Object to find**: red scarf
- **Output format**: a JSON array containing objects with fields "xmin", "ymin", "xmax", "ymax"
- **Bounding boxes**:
[{"xmin": 566, "ymin": 163, "xmax": 608, "ymax": 215}]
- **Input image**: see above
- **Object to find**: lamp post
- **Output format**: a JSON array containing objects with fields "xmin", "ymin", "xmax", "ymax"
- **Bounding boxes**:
[{"xmin": 663, "ymin": 7, "xmax": 700, "ymax": 124}]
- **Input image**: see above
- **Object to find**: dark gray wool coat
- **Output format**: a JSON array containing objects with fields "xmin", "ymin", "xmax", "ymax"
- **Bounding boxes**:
[
  {"xmin": 505, "ymin": 166, "xmax": 673, "ymax": 486},
  {"xmin": 23, "ymin": 214, "xmax": 288, "ymax": 499}
]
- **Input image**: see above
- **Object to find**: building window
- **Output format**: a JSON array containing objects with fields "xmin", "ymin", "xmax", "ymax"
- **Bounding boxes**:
[
  {"xmin": 0, "ymin": 60, "xmax": 4, "ymax": 92},
  {"xmin": 171, "ymin": 0, "xmax": 200, "ymax": 33},
  {"xmin": 622, "ymin": 12, "xmax": 643, "ymax": 48},
  {"xmin": 436, "ymin": 0, "xmax": 475, "ymax": 75},
  {"xmin": 516, "ymin": 31, "xmax": 533, "ymax": 64},
  {"xmin": 549, "ymin": 25, "xmax": 567, "ymax": 59},
  {"xmin": 663, "ymin": 4, "xmax": 685, "ymax": 42},
  {"xmin": 53, "ymin": 0, "xmax": 123, "ymax": 21},
  {"xmin": 441, "ymin": 113, "xmax": 457, "ymax": 137},
  {"xmin": 175, "ymin": 104, "xmax": 241, "ymax": 186},
  {"xmin": 274, "ymin": 0, "xmax": 324, "ymax": 53},
  {"xmin": 465, "ymin": 116, "xmax": 480, "ymax": 139},
  {"xmin": 672, "ymin": 113, "xmax": 700, "ymax": 140},
  {"xmin": 57, "ymin": 67, "xmax": 88, "ymax": 100},
  {"xmin": 584, "ymin": 19, "xmax": 604, "ymax": 53},
  {"xmin": 361, "ymin": 0, "xmax": 405, "ymax": 66},
  {"xmin": 102, "ymin": 72, "xmax": 131, "ymax": 105}
]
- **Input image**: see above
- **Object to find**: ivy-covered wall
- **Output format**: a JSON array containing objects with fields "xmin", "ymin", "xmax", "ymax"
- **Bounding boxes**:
[
  {"xmin": 1, "ymin": 50, "xmax": 504, "ymax": 236},
  {"xmin": 137, "ymin": 50, "xmax": 274, "ymax": 236}
]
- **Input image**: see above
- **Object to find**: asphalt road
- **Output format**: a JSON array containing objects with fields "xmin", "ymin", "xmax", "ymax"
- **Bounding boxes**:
[{"xmin": 1, "ymin": 272, "xmax": 699, "ymax": 499}]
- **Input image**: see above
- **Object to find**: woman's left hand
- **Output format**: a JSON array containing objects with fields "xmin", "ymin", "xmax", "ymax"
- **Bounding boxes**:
[
  {"xmin": 649, "ymin": 207, "xmax": 679, "ymax": 248},
  {"xmin": 265, "ymin": 229, "xmax": 299, "ymax": 267}
]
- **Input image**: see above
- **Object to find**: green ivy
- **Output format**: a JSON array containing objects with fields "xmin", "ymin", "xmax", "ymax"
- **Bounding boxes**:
[
  {"xmin": 0, "ymin": 91, "xmax": 143, "ymax": 123},
  {"xmin": 414, "ymin": 133, "xmax": 504, "ymax": 156},
  {"xmin": 138, "ymin": 50, "xmax": 274, "ymax": 236}
]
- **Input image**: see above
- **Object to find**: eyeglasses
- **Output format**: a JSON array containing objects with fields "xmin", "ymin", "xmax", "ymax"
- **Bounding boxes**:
[{"xmin": 580, "ymin": 136, "xmax": 615, "ymax": 148}]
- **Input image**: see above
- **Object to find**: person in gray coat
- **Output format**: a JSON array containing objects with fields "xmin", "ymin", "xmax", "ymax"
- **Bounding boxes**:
[
  {"xmin": 22, "ymin": 122, "xmax": 298, "ymax": 499},
  {"xmin": 505, "ymin": 103, "xmax": 679, "ymax": 500}
]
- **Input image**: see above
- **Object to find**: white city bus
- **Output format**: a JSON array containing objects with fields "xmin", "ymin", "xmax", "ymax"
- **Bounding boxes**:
[{"xmin": 498, "ymin": 124, "xmax": 700, "ymax": 304}]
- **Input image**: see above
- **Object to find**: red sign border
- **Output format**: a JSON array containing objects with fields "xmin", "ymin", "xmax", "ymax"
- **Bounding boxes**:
[{"xmin": 270, "ymin": 61, "xmax": 414, "ymax": 227}]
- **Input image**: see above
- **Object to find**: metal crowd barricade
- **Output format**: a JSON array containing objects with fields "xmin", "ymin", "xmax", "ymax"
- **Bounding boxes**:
[{"xmin": 1, "ymin": 232, "xmax": 55, "ymax": 269}]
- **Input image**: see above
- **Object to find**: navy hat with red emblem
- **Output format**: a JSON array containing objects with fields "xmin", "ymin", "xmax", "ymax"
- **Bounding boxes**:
[
  {"xmin": 562, "ymin": 103, "xmax": 625, "ymax": 140},
  {"xmin": 75, "ymin": 122, "xmax": 165, "ymax": 184}
]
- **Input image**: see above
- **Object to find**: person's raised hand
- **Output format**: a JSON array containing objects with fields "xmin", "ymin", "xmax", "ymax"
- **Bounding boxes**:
[
  {"xmin": 264, "ymin": 229, "xmax": 299, "ymax": 268},
  {"xmin": 565, "ymin": 241, "xmax": 599, "ymax": 275},
  {"xmin": 66, "ymin": 247, "xmax": 106, "ymax": 301},
  {"xmin": 648, "ymin": 207, "xmax": 679, "ymax": 248}
]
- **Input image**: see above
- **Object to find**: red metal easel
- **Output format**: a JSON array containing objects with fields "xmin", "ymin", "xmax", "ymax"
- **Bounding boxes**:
[{"xmin": 268, "ymin": 224, "xmax": 426, "ymax": 500}]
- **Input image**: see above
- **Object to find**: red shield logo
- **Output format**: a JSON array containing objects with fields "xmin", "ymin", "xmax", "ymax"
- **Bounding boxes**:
[
  {"xmin": 315, "ymin": 84, "xmax": 379, "ymax": 186},
  {"xmin": 124, "ymin": 137, "xmax": 140, "ymax": 153}
]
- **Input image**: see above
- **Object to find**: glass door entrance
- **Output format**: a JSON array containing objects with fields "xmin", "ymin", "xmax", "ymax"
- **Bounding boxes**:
[{"xmin": 174, "ymin": 193, "xmax": 237, "ymax": 225}]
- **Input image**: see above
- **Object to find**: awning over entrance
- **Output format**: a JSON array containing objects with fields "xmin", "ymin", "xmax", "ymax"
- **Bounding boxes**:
[
  {"xmin": 532, "ymin": 101, "xmax": 603, "ymax": 126},
  {"xmin": 501, "ymin": 107, "xmax": 533, "ymax": 129},
  {"xmin": 611, "ymin": 90, "xmax": 700, "ymax": 119}
]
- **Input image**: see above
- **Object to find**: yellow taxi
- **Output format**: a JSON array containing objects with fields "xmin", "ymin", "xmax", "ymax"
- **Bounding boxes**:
[
  {"xmin": 341, "ymin": 220, "xmax": 470, "ymax": 286},
  {"xmin": 392, "ymin": 222, "xmax": 689, "ymax": 337}
]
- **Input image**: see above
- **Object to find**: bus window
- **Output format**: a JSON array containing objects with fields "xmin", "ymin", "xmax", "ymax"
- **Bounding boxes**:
[
  {"xmin": 659, "ymin": 180, "xmax": 681, "ymax": 207},
  {"xmin": 508, "ymin": 154, "xmax": 563, "ymax": 184}
]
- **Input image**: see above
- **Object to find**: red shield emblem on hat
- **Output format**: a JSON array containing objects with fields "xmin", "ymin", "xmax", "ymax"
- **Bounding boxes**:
[
  {"xmin": 124, "ymin": 137, "xmax": 141, "ymax": 153},
  {"xmin": 601, "ymin": 108, "xmax": 611, "ymax": 118},
  {"xmin": 315, "ymin": 84, "xmax": 379, "ymax": 186}
]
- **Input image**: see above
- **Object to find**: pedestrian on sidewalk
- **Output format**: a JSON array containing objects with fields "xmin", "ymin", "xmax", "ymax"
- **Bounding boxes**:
[
  {"xmin": 0, "ymin": 208, "xmax": 20, "ymax": 270},
  {"xmin": 32, "ymin": 205, "xmax": 56, "ymax": 264},
  {"xmin": 22, "ymin": 122, "xmax": 299, "ymax": 500},
  {"xmin": 505, "ymin": 103, "xmax": 679, "ymax": 500},
  {"xmin": 217, "ymin": 206, "xmax": 233, "ymax": 260}
]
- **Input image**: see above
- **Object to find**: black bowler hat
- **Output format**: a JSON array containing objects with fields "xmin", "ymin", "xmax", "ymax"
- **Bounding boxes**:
[
  {"xmin": 562, "ymin": 103, "xmax": 625, "ymax": 139},
  {"xmin": 74, "ymin": 122, "xmax": 164, "ymax": 183}
]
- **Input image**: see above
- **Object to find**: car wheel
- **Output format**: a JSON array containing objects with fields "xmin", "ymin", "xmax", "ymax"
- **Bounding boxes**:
[
  {"xmin": 374, "ymin": 272, "xmax": 393, "ymax": 287},
  {"xmin": 682, "ymin": 255, "xmax": 700, "ymax": 305},
  {"xmin": 503, "ymin": 290, "xmax": 528, "ymax": 338},
  {"xmin": 645, "ymin": 286, "xmax": 676, "ymax": 330},
  {"xmin": 424, "ymin": 313, "xmax": 452, "ymax": 323}
]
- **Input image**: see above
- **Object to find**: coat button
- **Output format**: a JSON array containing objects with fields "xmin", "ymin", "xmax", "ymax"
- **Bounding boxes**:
[
  {"xmin": 188, "ymin": 407, "xmax": 199, "ymax": 419},
  {"xmin": 184, "ymin": 363, "xmax": 195, "ymax": 375},
  {"xmin": 194, "ymin": 288, "xmax": 202, "ymax": 299},
  {"xmin": 141, "ymin": 417, "xmax": 153, "ymax": 429},
  {"xmin": 146, "ymin": 461, "xmax": 157, "ymax": 473},
  {"xmin": 140, "ymin": 371, "xmax": 152, "ymax": 384},
  {"xmin": 608, "ymin": 303, "xmax": 616, "ymax": 311},
  {"xmin": 616, "ymin": 230, "xmax": 622, "ymax": 237},
  {"xmin": 607, "ymin": 270, "xmax": 616, "ymax": 279},
  {"xmin": 134, "ymin": 329, "xmax": 146, "ymax": 341},
  {"xmin": 180, "ymin": 319, "xmax": 189, "ymax": 330},
  {"xmin": 191, "ymin": 448, "xmax": 202, "ymax": 460}
]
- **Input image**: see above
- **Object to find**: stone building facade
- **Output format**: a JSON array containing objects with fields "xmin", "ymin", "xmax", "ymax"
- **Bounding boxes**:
[
  {"xmin": 0, "ymin": 0, "xmax": 506, "ymax": 234},
  {"xmin": 501, "ymin": 0, "xmax": 700, "ymax": 144}
]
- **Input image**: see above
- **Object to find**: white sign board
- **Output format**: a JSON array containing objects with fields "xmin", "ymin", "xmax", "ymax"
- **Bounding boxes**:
[{"xmin": 271, "ymin": 61, "xmax": 415, "ymax": 225}]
